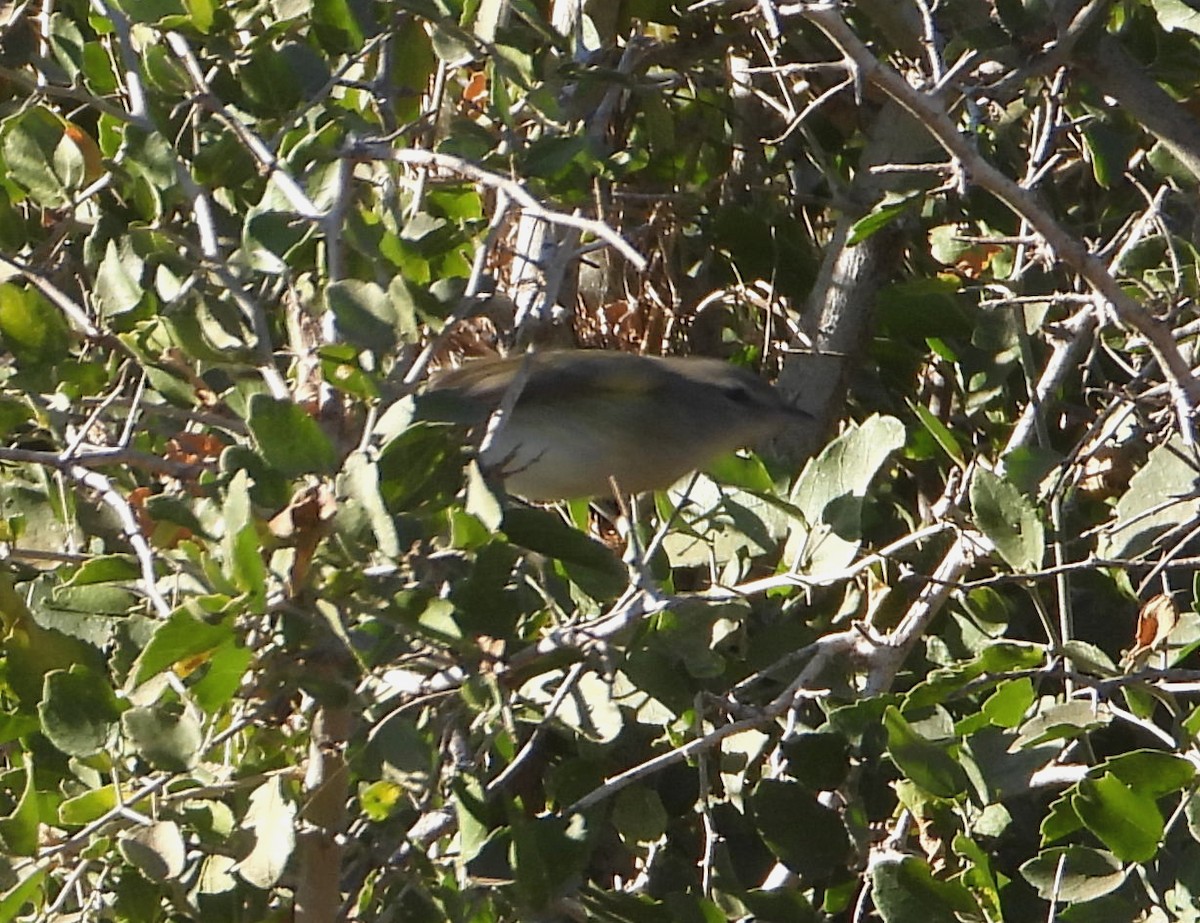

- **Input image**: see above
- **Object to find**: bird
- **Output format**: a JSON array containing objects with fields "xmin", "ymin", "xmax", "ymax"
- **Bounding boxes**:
[{"xmin": 428, "ymin": 350, "xmax": 804, "ymax": 500}]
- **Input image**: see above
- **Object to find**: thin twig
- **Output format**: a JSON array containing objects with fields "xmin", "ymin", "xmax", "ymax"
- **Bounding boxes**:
[
  {"xmin": 350, "ymin": 143, "xmax": 647, "ymax": 270},
  {"xmin": 66, "ymin": 465, "xmax": 172, "ymax": 618}
]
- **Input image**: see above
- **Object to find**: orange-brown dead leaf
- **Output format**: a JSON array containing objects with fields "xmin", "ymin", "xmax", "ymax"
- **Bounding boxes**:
[
  {"xmin": 165, "ymin": 431, "xmax": 225, "ymax": 466},
  {"xmin": 1121, "ymin": 594, "xmax": 1180, "ymax": 671},
  {"xmin": 129, "ymin": 486, "xmax": 153, "ymax": 536},
  {"xmin": 954, "ymin": 244, "xmax": 1004, "ymax": 278},
  {"xmin": 174, "ymin": 649, "xmax": 216, "ymax": 678},
  {"xmin": 128, "ymin": 485, "xmax": 194, "ymax": 548},
  {"xmin": 269, "ymin": 484, "xmax": 337, "ymax": 591},
  {"xmin": 62, "ymin": 121, "xmax": 105, "ymax": 183},
  {"xmin": 464, "ymin": 70, "xmax": 488, "ymax": 104}
]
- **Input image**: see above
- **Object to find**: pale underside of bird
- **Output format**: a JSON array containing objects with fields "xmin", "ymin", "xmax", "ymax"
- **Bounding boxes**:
[{"xmin": 429, "ymin": 351, "xmax": 804, "ymax": 500}]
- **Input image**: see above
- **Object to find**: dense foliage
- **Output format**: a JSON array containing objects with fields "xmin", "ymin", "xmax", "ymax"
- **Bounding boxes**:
[{"xmin": 3, "ymin": 0, "xmax": 1200, "ymax": 920}]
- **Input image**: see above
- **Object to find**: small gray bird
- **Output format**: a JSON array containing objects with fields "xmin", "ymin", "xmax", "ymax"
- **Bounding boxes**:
[{"xmin": 430, "ymin": 350, "xmax": 803, "ymax": 500}]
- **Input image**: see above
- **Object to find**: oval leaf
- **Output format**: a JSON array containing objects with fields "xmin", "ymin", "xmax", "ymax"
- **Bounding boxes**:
[{"xmin": 970, "ymin": 466, "xmax": 1044, "ymax": 572}]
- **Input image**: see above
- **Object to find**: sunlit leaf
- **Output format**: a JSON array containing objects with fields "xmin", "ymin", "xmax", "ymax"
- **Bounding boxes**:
[
  {"xmin": 970, "ymin": 466, "xmax": 1044, "ymax": 572},
  {"xmin": 237, "ymin": 777, "xmax": 296, "ymax": 888}
]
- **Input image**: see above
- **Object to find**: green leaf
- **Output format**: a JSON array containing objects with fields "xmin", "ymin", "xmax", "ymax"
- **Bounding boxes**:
[
  {"xmin": 247, "ymin": 395, "xmax": 337, "ymax": 477},
  {"xmin": 327, "ymin": 279, "xmax": 411, "ymax": 354},
  {"xmin": 883, "ymin": 706, "xmax": 968, "ymax": 799},
  {"xmin": 341, "ymin": 451, "xmax": 402, "ymax": 557},
  {"xmin": 222, "ymin": 469, "xmax": 267, "ymax": 606},
  {"xmin": 612, "ymin": 787, "xmax": 668, "ymax": 844},
  {"xmin": 786, "ymin": 414, "xmax": 905, "ymax": 574},
  {"xmin": 0, "ymin": 868, "xmax": 46, "ymax": 923},
  {"xmin": 163, "ymin": 294, "xmax": 255, "ymax": 363},
  {"xmin": 738, "ymin": 889, "xmax": 817, "ymax": 923},
  {"xmin": 240, "ymin": 42, "xmax": 304, "ymax": 114},
  {"xmin": 47, "ymin": 584, "xmax": 139, "ymax": 616},
  {"xmin": 119, "ymin": 820, "xmax": 186, "ymax": 881},
  {"xmin": 319, "ymin": 345, "xmax": 380, "ymax": 399},
  {"xmin": 876, "ymin": 277, "xmax": 970, "ymax": 340},
  {"xmin": 1072, "ymin": 773, "xmax": 1163, "ymax": 862},
  {"xmin": 970, "ymin": 466, "xmax": 1044, "ymax": 572},
  {"xmin": 464, "ymin": 460, "xmax": 504, "ymax": 532},
  {"xmin": 191, "ymin": 641, "xmax": 253, "ymax": 713},
  {"xmin": 375, "ymin": 420, "xmax": 463, "ymax": 513},
  {"xmin": 847, "ymin": 192, "xmax": 921, "ymax": 245},
  {"xmin": 1082, "ymin": 119, "xmax": 1132, "ymax": 190},
  {"xmin": 511, "ymin": 814, "xmax": 590, "ymax": 910},
  {"xmin": 38, "ymin": 665, "xmax": 123, "ymax": 757},
  {"xmin": 981, "ymin": 677, "xmax": 1034, "ymax": 728},
  {"xmin": 1150, "ymin": 0, "xmax": 1200, "ymax": 34},
  {"xmin": 1041, "ymin": 790, "xmax": 1084, "ymax": 843},
  {"xmin": 238, "ymin": 777, "xmax": 296, "ymax": 888},
  {"xmin": 65, "ymin": 555, "xmax": 140, "ymax": 586},
  {"xmin": 1097, "ymin": 749, "xmax": 1195, "ymax": 798},
  {"xmin": 0, "ymin": 107, "xmax": 82, "ymax": 206},
  {"xmin": 121, "ymin": 701, "xmax": 203, "ymax": 771},
  {"xmin": 0, "ymin": 713, "xmax": 40, "ymax": 747},
  {"xmin": 312, "ymin": 0, "xmax": 366, "ymax": 52},
  {"xmin": 359, "ymin": 780, "xmax": 404, "ymax": 822},
  {"xmin": 1019, "ymin": 846, "xmax": 1125, "ymax": 901},
  {"xmin": 0, "ymin": 394, "xmax": 31, "ymax": 440},
  {"xmin": 122, "ymin": 128, "xmax": 176, "ymax": 203},
  {"xmin": 1013, "ymin": 700, "xmax": 1109, "ymax": 749},
  {"xmin": 928, "ymin": 224, "xmax": 974, "ymax": 265},
  {"xmin": 0, "ymin": 283, "xmax": 70, "ymax": 368},
  {"xmin": 183, "ymin": 0, "xmax": 214, "ymax": 31},
  {"xmin": 750, "ymin": 779, "xmax": 851, "ymax": 880},
  {"xmin": 1099, "ymin": 435, "xmax": 1200, "ymax": 559},
  {"xmin": 452, "ymin": 776, "xmax": 491, "ymax": 865},
  {"xmin": 1060, "ymin": 639, "xmax": 1119, "ymax": 677},
  {"xmin": 111, "ymin": 0, "xmax": 186, "ymax": 24},
  {"xmin": 871, "ymin": 855, "xmax": 981, "ymax": 923},
  {"xmin": 954, "ymin": 833, "xmax": 1003, "ymax": 921},
  {"xmin": 903, "ymin": 641, "xmax": 1043, "ymax": 710},
  {"xmin": 243, "ymin": 207, "xmax": 312, "ymax": 272},
  {"xmin": 910, "ymin": 401, "xmax": 965, "ymax": 468},
  {"xmin": 1147, "ymin": 139, "xmax": 1196, "ymax": 184},
  {"xmin": 662, "ymin": 475, "xmax": 788, "ymax": 567},
  {"xmin": 143, "ymin": 493, "xmax": 209, "ymax": 539},
  {"xmin": 220, "ymin": 445, "xmax": 289, "ymax": 509},
  {"xmin": 93, "ymin": 239, "xmax": 144, "ymax": 318},
  {"xmin": 502, "ymin": 506, "xmax": 626, "ymax": 600},
  {"xmin": 780, "ymin": 732, "xmax": 851, "ymax": 791},
  {"xmin": 0, "ymin": 572, "xmax": 98, "ymax": 707},
  {"xmin": 412, "ymin": 596, "xmax": 463, "ymax": 641},
  {"xmin": 523, "ymin": 135, "xmax": 594, "ymax": 179},
  {"xmin": 520, "ymin": 669, "xmax": 623, "ymax": 743},
  {"xmin": 703, "ymin": 451, "xmax": 777, "ymax": 491},
  {"xmin": 59, "ymin": 784, "xmax": 118, "ymax": 826},
  {"xmin": 0, "ymin": 754, "xmax": 39, "ymax": 856},
  {"xmin": 978, "ymin": 640, "xmax": 1045, "ymax": 673},
  {"xmin": 363, "ymin": 713, "xmax": 434, "ymax": 784},
  {"xmin": 131, "ymin": 609, "xmax": 236, "ymax": 686}
]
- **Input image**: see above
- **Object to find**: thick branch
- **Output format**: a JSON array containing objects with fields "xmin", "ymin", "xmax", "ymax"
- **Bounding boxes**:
[
  {"xmin": 0, "ymin": 446, "xmax": 206, "ymax": 479},
  {"xmin": 775, "ymin": 99, "xmax": 931, "ymax": 465}
]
